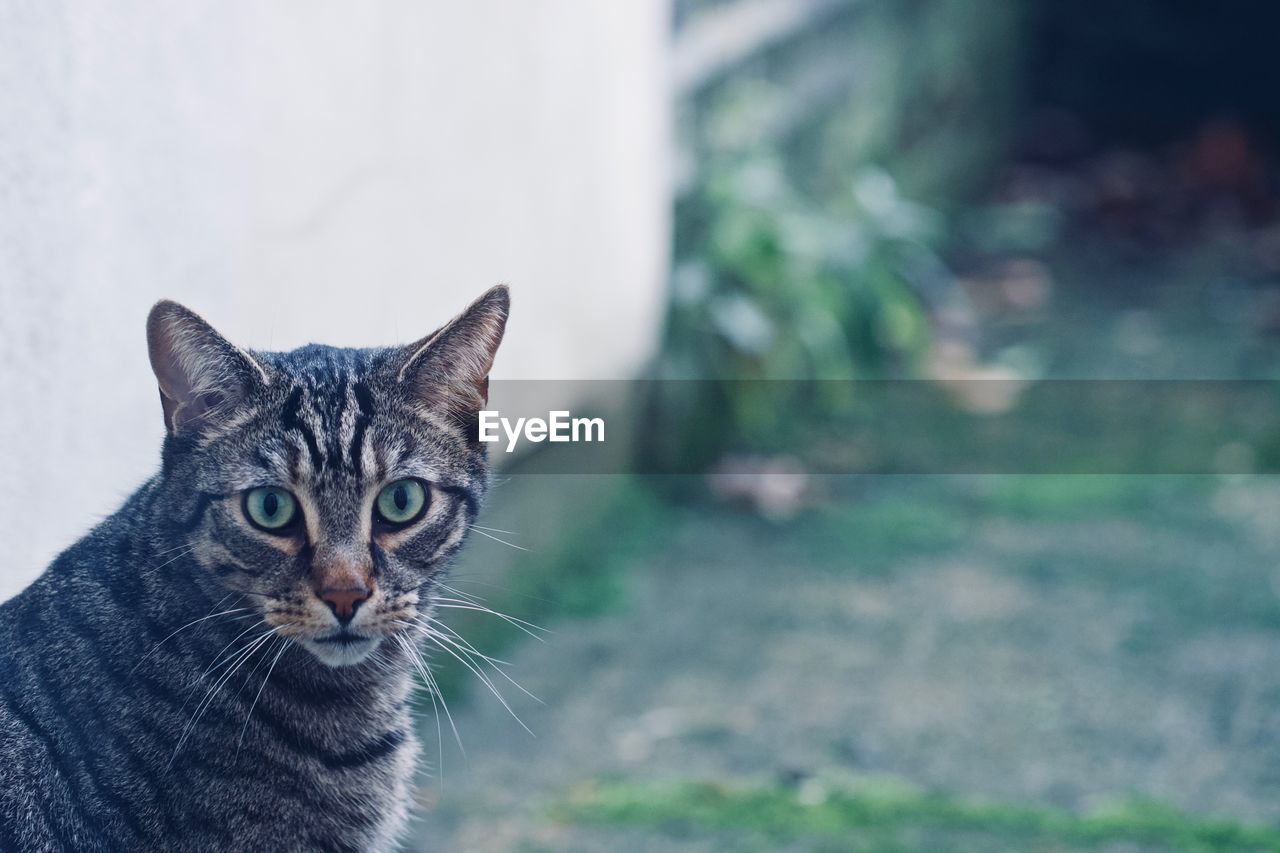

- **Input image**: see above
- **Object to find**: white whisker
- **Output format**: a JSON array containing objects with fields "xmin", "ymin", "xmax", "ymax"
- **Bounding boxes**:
[
  {"xmin": 414, "ymin": 618, "xmax": 542, "ymax": 706},
  {"xmin": 169, "ymin": 626, "xmax": 279, "ymax": 769},
  {"xmin": 237, "ymin": 637, "xmax": 291, "ymax": 754},
  {"xmin": 131, "ymin": 605, "xmax": 251, "ymax": 675},
  {"xmin": 395, "ymin": 634, "xmax": 463, "ymax": 763},
  {"xmin": 398, "ymin": 620, "xmax": 534, "ymax": 736},
  {"xmin": 429, "ymin": 597, "xmax": 548, "ymax": 640},
  {"xmin": 468, "ymin": 524, "xmax": 520, "ymax": 536},
  {"xmin": 467, "ymin": 527, "xmax": 529, "ymax": 552},
  {"xmin": 144, "ymin": 545, "xmax": 197, "ymax": 575}
]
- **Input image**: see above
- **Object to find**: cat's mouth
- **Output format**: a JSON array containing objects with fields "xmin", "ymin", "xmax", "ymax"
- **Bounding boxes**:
[
  {"xmin": 301, "ymin": 630, "xmax": 382, "ymax": 667},
  {"xmin": 315, "ymin": 631, "xmax": 369, "ymax": 646}
]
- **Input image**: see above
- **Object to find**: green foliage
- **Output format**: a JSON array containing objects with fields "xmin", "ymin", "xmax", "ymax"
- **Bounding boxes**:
[
  {"xmin": 649, "ymin": 0, "xmax": 1028, "ymax": 472},
  {"xmin": 649, "ymin": 161, "xmax": 948, "ymax": 473},
  {"xmin": 555, "ymin": 777, "xmax": 1280, "ymax": 851},
  {"xmin": 676, "ymin": 161, "xmax": 937, "ymax": 380}
]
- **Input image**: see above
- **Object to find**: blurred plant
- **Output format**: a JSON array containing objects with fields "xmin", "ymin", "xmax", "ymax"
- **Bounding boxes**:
[
  {"xmin": 647, "ymin": 157, "xmax": 950, "ymax": 470},
  {"xmin": 645, "ymin": 0, "xmax": 1028, "ymax": 477}
]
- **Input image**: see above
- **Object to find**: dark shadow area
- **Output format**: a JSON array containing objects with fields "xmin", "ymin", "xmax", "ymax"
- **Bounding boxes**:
[{"xmin": 1028, "ymin": 0, "xmax": 1280, "ymax": 146}]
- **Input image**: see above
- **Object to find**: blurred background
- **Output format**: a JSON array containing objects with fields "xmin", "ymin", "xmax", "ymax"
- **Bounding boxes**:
[{"xmin": 6, "ymin": 1, "xmax": 1280, "ymax": 850}]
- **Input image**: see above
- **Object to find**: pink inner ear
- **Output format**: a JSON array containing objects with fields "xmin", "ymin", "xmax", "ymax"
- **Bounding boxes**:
[
  {"xmin": 158, "ymin": 388, "xmax": 181, "ymax": 434},
  {"xmin": 146, "ymin": 301, "xmax": 265, "ymax": 435},
  {"xmin": 150, "ymin": 330, "xmax": 193, "ymax": 402},
  {"xmin": 149, "ymin": 319, "xmax": 207, "ymax": 433},
  {"xmin": 397, "ymin": 287, "xmax": 508, "ymax": 415}
]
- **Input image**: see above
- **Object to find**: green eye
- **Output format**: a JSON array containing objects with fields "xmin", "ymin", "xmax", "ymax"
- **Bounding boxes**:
[
  {"xmin": 243, "ymin": 487, "xmax": 299, "ymax": 532},
  {"xmin": 375, "ymin": 479, "xmax": 428, "ymax": 526}
]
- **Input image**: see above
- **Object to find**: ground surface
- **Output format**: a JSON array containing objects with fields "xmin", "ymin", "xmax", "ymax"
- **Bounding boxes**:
[{"xmin": 413, "ymin": 476, "xmax": 1280, "ymax": 852}]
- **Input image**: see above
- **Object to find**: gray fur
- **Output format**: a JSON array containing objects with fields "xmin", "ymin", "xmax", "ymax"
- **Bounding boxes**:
[{"xmin": 0, "ymin": 287, "xmax": 509, "ymax": 852}]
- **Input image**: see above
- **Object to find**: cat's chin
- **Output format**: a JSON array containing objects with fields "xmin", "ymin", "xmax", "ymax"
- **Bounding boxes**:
[{"xmin": 299, "ymin": 636, "xmax": 383, "ymax": 668}]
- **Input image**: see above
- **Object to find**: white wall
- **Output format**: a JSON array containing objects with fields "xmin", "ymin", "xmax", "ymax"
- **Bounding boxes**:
[{"xmin": 0, "ymin": 1, "xmax": 671, "ymax": 600}]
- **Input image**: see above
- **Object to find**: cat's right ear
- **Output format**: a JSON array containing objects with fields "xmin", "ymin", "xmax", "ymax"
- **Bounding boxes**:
[{"xmin": 146, "ymin": 301, "xmax": 269, "ymax": 436}]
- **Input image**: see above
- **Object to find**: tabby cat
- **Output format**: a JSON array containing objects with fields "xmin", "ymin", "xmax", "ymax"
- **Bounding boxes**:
[{"xmin": 0, "ymin": 286, "xmax": 510, "ymax": 852}]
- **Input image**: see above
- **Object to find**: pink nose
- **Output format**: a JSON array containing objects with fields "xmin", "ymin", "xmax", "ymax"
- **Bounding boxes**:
[{"xmin": 319, "ymin": 586, "xmax": 369, "ymax": 625}]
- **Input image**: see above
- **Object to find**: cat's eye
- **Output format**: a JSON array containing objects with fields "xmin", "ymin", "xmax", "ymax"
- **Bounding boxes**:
[
  {"xmin": 243, "ymin": 487, "xmax": 299, "ymax": 533},
  {"xmin": 375, "ymin": 479, "xmax": 428, "ymax": 527}
]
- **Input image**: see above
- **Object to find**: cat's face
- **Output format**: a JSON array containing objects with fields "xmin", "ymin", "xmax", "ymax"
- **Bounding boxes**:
[{"xmin": 146, "ymin": 288, "xmax": 508, "ymax": 667}]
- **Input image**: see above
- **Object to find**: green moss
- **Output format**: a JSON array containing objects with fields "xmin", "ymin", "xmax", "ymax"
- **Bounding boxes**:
[
  {"xmin": 555, "ymin": 778, "xmax": 1280, "ymax": 851},
  {"xmin": 977, "ymin": 475, "xmax": 1171, "ymax": 519}
]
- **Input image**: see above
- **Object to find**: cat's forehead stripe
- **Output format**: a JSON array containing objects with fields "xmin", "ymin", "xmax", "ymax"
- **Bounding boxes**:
[
  {"xmin": 281, "ymin": 385, "xmax": 326, "ymax": 473},
  {"xmin": 235, "ymin": 344, "xmax": 489, "ymax": 494},
  {"xmin": 349, "ymin": 381, "xmax": 376, "ymax": 474},
  {"xmin": 277, "ymin": 371, "xmax": 385, "ymax": 482}
]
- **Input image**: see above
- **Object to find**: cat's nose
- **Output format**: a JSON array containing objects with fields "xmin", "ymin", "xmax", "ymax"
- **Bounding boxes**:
[
  {"xmin": 311, "ymin": 545, "xmax": 374, "ymax": 626},
  {"xmin": 319, "ymin": 586, "xmax": 370, "ymax": 626}
]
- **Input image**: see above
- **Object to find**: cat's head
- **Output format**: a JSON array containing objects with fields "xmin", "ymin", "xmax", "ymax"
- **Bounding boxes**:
[{"xmin": 145, "ymin": 287, "xmax": 508, "ymax": 667}]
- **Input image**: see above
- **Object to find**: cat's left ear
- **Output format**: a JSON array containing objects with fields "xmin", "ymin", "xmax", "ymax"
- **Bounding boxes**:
[
  {"xmin": 394, "ymin": 285, "xmax": 509, "ymax": 416},
  {"xmin": 146, "ymin": 301, "xmax": 270, "ymax": 436}
]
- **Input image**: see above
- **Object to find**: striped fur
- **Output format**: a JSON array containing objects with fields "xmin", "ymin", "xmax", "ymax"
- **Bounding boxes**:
[{"xmin": 0, "ymin": 288, "xmax": 509, "ymax": 851}]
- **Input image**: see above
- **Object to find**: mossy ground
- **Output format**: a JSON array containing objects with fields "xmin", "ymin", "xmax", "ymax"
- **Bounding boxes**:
[
  {"xmin": 556, "ymin": 777, "xmax": 1280, "ymax": 852},
  {"xmin": 410, "ymin": 473, "xmax": 1280, "ymax": 852}
]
